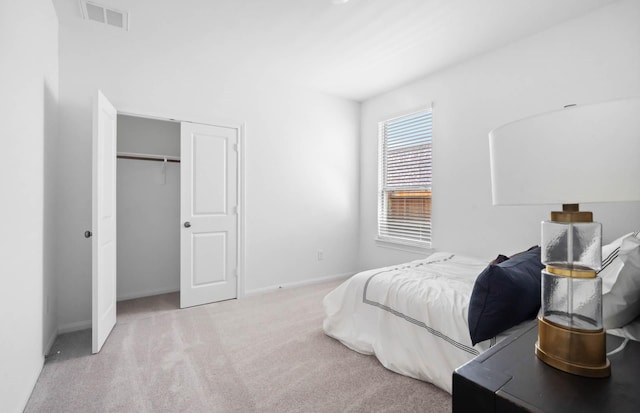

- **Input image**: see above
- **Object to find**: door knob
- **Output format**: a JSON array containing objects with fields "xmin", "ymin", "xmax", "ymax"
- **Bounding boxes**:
[
  {"xmin": 184, "ymin": 221, "xmax": 191, "ymax": 228},
  {"xmin": 84, "ymin": 230, "xmax": 92, "ymax": 238}
]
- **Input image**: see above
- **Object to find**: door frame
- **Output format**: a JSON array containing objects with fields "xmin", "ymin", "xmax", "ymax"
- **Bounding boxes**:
[{"xmin": 117, "ymin": 110, "xmax": 246, "ymax": 299}]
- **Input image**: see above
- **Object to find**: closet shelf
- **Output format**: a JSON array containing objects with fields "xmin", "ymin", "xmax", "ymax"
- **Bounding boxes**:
[{"xmin": 117, "ymin": 152, "xmax": 180, "ymax": 163}]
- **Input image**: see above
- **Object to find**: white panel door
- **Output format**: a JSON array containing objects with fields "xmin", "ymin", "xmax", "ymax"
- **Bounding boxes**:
[
  {"xmin": 92, "ymin": 90, "xmax": 117, "ymax": 353},
  {"xmin": 180, "ymin": 122, "xmax": 238, "ymax": 308}
]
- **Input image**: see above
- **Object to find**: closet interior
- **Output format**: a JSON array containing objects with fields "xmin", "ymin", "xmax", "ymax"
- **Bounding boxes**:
[{"xmin": 116, "ymin": 114, "xmax": 181, "ymax": 301}]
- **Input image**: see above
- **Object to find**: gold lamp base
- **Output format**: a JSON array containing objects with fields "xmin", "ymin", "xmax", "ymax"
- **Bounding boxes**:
[{"xmin": 535, "ymin": 316, "xmax": 610, "ymax": 378}]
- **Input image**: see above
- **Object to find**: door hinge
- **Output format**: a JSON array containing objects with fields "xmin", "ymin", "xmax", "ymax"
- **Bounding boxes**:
[
  {"xmin": 233, "ymin": 143, "xmax": 239, "ymax": 152},
  {"xmin": 233, "ymin": 269, "xmax": 238, "ymax": 278},
  {"xmin": 233, "ymin": 205, "xmax": 239, "ymax": 215}
]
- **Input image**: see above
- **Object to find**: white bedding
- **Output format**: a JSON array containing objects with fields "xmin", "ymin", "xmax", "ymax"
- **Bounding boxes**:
[{"xmin": 323, "ymin": 252, "xmax": 514, "ymax": 394}]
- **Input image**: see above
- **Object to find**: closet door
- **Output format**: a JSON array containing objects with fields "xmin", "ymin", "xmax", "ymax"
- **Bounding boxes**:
[
  {"xmin": 92, "ymin": 90, "xmax": 117, "ymax": 353},
  {"xmin": 180, "ymin": 122, "xmax": 238, "ymax": 308}
]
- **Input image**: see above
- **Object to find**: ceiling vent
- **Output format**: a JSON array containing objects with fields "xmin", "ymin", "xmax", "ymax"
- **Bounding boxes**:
[{"xmin": 80, "ymin": 1, "xmax": 129, "ymax": 31}]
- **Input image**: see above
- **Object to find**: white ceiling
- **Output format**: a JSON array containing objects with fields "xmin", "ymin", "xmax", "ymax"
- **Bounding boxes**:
[{"xmin": 53, "ymin": 0, "xmax": 618, "ymax": 101}]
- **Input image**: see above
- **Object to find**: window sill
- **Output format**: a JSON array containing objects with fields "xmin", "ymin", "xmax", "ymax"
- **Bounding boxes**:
[{"xmin": 375, "ymin": 237, "xmax": 433, "ymax": 255}]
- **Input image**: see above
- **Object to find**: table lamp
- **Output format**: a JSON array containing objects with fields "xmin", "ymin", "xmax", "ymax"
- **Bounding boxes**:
[{"xmin": 489, "ymin": 96, "xmax": 640, "ymax": 377}]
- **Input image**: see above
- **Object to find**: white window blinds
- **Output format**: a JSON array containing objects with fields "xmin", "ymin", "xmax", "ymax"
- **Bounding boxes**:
[{"xmin": 378, "ymin": 110, "xmax": 432, "ymax": 246}]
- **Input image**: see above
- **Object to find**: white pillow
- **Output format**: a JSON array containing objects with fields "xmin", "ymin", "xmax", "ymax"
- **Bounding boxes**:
[
  {"xmin": 600, "ymin": 232, "xmax": 633, "ymax": 294},
  {"xmin": 599, "ymin": 232, "xmax": 640, "ymax": 329},
  {"xmin": 607, "ymin": 315, "xmax": 640, "ymax": 341}
]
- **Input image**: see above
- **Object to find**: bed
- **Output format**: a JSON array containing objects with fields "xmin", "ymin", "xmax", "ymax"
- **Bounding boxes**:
[
  {"xmin": 322, "ymin": 250, "xmax": 541, "ymax": 394},
  {"xmin": 323, "ymin": 231, "xmax": 640, "ymax": 394}
]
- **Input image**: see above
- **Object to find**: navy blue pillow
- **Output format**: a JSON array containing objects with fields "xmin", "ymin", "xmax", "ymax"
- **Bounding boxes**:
[{"xmin": 468, "ymin": 247, "xmax": 544, "ymax": 345}]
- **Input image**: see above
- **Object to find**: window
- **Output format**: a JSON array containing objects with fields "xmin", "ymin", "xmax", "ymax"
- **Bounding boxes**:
[{"xmin": 378, "ymin": 110, "xmax": 432, "ymax": 247}]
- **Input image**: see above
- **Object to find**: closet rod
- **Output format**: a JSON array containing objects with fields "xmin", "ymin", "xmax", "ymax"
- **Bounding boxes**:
[{"xmin": 117, "ymin": 152, "xmax": 180, "ymax": 163}]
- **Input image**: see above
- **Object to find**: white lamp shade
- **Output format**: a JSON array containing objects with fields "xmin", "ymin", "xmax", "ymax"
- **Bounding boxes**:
[{"xmin": 489, "ymin": 97, "xmax": 640, "ymax": 206}]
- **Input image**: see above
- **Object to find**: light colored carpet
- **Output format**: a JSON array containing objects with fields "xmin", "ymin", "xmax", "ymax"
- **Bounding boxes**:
[{"xmin": 25, "ymin": 280, "xmax": 451, "ymax": 412}]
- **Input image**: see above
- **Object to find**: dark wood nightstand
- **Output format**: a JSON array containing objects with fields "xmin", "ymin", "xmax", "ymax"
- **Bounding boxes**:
[{"xmin": 453, "ymin": 321, "xmax": 640, "ymax": 412}]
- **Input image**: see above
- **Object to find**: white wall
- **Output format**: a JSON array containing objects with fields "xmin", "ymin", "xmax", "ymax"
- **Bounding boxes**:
[
  {"xmin": 55, "ymin": 19, "xmax": 360, "ymax": 330},
  {"xmin": 117, "ymin": 159, "xmax": 180, "ymax": 300},
  {"xmin": 0, "ymin": 1, "xmax": 58, "ymax": 411},
  {"xmin": 359, "ymin": 0, "xmax": 640, "ymax": 270},
  {"xmin": 117, "ymin": 116, "xmax": 181, "ymax": 300}
]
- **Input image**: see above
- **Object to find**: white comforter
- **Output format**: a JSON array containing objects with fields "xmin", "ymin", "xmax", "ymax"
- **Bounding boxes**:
[{"xmin": 323, "ymin": 252, "xmax": 510, "ymax": 394}]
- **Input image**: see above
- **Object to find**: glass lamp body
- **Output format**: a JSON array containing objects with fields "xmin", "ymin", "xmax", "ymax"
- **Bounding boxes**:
[
  {"xmin": 541, "ymin": 221, "xmax": 602, "ymax": 271},
  {"xmin": 536, "ymin": 219, "xmax": 609, "ymax": 377},
  {"xmin": 541, "ymin": 270, "xmax": 603, "ymax": 330},
  {"xmin": 540, "ymin": 220, "xmax": 603, "ymax": 331}
]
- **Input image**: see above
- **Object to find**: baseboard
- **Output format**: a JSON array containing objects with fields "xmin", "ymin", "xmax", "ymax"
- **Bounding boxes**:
[
  {"xmin": 244, "ymin": 271, "xmax": 353, "ymax": 297},
  {"xmin": 57, "ymin": 319, "xmax": 91, "ymax": 335},
  {"xmin": 18, "ymin": 356, "xmax": 44, "ymax": 413},
  {"xmin": 117, "ymin": 287, "xmax": 179, "ymax": 302}
]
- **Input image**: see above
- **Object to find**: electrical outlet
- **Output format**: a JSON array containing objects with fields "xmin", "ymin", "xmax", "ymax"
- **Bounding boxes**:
[{"xmin": 317, "ymin": 250, "xmax": 324, "ymax": 261}]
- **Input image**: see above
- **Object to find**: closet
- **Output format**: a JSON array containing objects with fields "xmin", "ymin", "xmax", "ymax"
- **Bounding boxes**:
[
  {"xmin": 91, "ymin": 91, "xmax": 240, "ymax": 354},
  {"xmin": 116, "ymin": 114, "xmax": 181, "ymax": 301}
]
